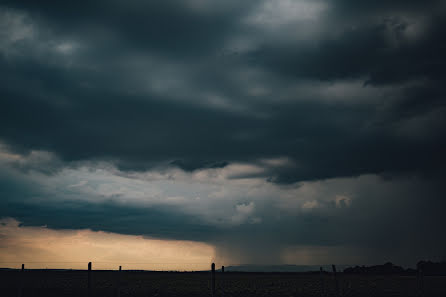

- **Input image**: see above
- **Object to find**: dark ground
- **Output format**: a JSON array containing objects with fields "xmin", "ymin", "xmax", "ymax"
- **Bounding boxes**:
[{"xmin": 0, "ymin": 270, "xmax": 445, "ymax": 297}]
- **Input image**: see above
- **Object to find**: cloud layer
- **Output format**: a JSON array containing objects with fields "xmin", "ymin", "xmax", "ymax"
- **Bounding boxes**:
[{"xmin": 0, "ymin": 0, "xmax": 445, "ymax": 267}]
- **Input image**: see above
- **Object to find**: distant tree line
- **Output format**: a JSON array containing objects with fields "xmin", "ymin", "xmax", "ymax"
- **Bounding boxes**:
[
  {"xmin": 343, "ymin": 261, "xmax": 446, "ymax": 275},
  {"xmin": 416, "ymin": 261, "xmax": 446, "ymax": 276}
]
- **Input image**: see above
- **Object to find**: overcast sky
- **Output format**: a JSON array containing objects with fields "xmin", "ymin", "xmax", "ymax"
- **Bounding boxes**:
[{"xmin": 1, "ymin": 0, "xmax": 446, "ymax": 269}]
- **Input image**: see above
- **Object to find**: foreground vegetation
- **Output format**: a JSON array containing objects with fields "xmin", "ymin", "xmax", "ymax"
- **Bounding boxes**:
[{"xmin": 1, "ymin": 270, "xmax": 445, "ymax": 297}]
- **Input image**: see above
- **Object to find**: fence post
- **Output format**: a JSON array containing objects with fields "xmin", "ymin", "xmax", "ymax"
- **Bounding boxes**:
[
  {"xmin": 211, "ymin": 263, "xmax": 215, "ymax": 297},
  {"xmin": 320, "ymin": 267, "xmax": 325, "ymax": 297},
  {"xmin": 221, "ymin": 265, "xmax": 225, "ymax": 297},
  {"xmin": 332, "ymin": 264, "xmax": 340, "ymax": 297},
  {"xmin": 417, "ymin": 263, "xmax": 424, "ymax": 297},
  {"xmin": 116, "ymin": 265, "xmax": 121, "ymax": 297},
  {"xmin": 17, "ymin": 264, "xmax": 24, "ymax": 297},
  {"xmin": 88, "ymin": 262, "xmax": 92, "ymax": 297}
]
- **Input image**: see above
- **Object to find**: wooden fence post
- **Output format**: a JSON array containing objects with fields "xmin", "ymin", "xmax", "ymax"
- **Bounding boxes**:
[
  {"xmin": 221, "ymin": 266, "xmax": 225, "ymax": 296},
  {"xmin": 17, "ymin": 264, "xmax": 24, "ymax": 297},
  {"xmin": 332, "ymin": 264, "xmax": 340, "ymax": 297},
  {"xmin": 320, "ymin": 267, "xmax": 325, "ymax": 297},
  {"xmin": 116, "ymin": 265, "xmax": 121, "ymax": 297},
  {"xmin": 418, "ymin": 264, "xmax": 424, "ymax": 297},
  {"xmin": 211, "ymin": 263, "xmax": 215, "ymax": 296},
  {"xmin": 88, "ymin": 262, "xmax": 92, "ymax": 297}
]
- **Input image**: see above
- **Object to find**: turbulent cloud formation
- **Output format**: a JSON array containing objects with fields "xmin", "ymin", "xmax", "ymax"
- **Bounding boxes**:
[{"xmin": 0, "ymin": 0, "xmax": 445, "ymax": 267}]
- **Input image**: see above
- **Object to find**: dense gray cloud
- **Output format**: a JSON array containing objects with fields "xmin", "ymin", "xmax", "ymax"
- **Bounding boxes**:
[
  {"xmin": 1, "ymin": 152, "xmax": 445, "ymax": 266},
  {"xmin": 0, "ymin": 0, "xmax": 444, "ymax": 180},
  {"xmin": 0, "ymin": 0, "xmax": 445, "ymax": 266}
]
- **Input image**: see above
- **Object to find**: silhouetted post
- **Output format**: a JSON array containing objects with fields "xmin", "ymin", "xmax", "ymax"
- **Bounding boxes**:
[
  {"xmin": 18, "ymin": 264, "xmax": 24, "ymax": 297},
  {"xmin": 88, "ymin": 262, "xmax": 92, "ymax": 297},
  {"xmin": 211, "ymin": 263, "xmax": 216, "ymax": 296},
  {"xmin": 116, "ymin": 266, "xmax": 121, "ymax": 297},
  {"xmin": 221, "ymin": 266, "xmax": 225, "ymax": 296},
  {"xmin": 417, "ymin": 263, "xmax": 425, "ymax": 297},
  {"xmin": 332, "ymin": 264, "xmax": 340, "ymax": 297},
  {"xmin": 320, "ymin": 267, "xmax": 325, "ymax": 297}
]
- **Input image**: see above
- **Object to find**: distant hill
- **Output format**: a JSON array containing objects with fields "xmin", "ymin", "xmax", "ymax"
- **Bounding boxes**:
[
  {"xmin": 343, "ymin": 261, "xmax": 446, "ymax": 275},
  {"xmin": 220, "ymin": 264, "xmax": 349, "ymax": 273},
  {"xmin": 343, "ymin": 262, "xmax": 407, "ymax": 274},
  {"xmin": 417, "ymin": 261, "xmax": 446, "ymax": 276}
]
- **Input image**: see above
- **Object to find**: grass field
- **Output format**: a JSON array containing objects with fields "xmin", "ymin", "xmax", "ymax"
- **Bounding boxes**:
[{"xmin": 1, "ymin": 270, "xmax": 445, "ymax": 297}]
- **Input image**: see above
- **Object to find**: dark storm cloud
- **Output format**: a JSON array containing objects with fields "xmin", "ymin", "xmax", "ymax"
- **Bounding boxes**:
[
  {"xmin": 1, "ymin": 0, "xmax": 444, "ymax": 182},
  {"xmin": 1, "ymin": 53, "xmax": 445, "ymax": 181},
  {"xmin": 332, "ymin": 0, "xmax": 444, "ymax": 16},
  {"xmin": 252, "ymin": 14, "xmax": 446, "ymax": 85},
  {"xmin": 0, "ymin": 0, "xmax": 257, "ymax": 57},
  {"xmin": 1, "ymin": 201, "xmax": 215, "ymax": 242},
  {"xmin": 0, "ymin": 166, "xmax": 214, "ymax": 241},
  {"xmin": 1, "ymin": 162, "xmax": 445, "ymax": 265}
]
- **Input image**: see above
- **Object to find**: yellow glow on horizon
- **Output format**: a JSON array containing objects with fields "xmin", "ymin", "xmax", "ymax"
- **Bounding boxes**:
[{"xmin": 0, "ymin": 218, "xmax": 215, "ymax": 271}]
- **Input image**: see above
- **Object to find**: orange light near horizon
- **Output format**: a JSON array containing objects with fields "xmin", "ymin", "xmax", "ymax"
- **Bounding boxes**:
[{"xmin": 0, "ymin": 218, "xmax": 215, "ymax": 271}]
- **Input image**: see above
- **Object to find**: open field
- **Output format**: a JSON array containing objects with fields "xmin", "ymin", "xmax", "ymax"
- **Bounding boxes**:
[{"xmin": 1, "ymin": 270, "xmax": 446, "ymax": 297}]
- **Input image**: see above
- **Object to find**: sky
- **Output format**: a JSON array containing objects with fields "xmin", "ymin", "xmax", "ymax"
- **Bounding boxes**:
[{"xmin": 0, "ymin": 0, "xmax": 446, "ymax": 270}]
